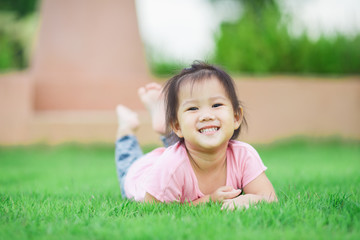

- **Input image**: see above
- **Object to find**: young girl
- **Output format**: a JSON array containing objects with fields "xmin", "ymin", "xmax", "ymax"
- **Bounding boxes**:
[{"xmin": 115, "ymin": 62, "xmax": 277, "ymax": 210}]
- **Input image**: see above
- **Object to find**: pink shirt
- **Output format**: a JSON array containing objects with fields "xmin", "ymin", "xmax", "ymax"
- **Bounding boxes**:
[{"xmin": 124, "ymin": 140, "xmax": 267, "ymax": 202}]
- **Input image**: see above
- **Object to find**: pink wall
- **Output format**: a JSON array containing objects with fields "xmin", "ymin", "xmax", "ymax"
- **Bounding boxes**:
[
  {"xmin": 32, "ymin": 0, "xmax": 149, "ymax": 110},
  {"xmin": 0, "ymin": 0, "xmax": 359, "ymax": 145}
]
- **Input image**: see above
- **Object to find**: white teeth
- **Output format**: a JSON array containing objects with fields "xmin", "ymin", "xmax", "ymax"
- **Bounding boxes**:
[{"xmin": 200, "ymin": 127, "xmax": 218, "ymax": 133}]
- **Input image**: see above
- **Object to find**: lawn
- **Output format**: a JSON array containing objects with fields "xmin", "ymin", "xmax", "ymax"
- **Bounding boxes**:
[{"xmin": 1, "ymin": 138, "xmax": 359, "ymax": 239}]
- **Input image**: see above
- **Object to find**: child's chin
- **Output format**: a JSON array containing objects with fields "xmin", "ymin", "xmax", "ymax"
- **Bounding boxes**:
[{"xmin": 198, "ymin": 140, "xmax": 226, "ymax": 150}]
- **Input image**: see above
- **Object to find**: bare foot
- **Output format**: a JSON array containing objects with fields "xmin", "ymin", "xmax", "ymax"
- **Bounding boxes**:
[
  {"xmin": 138, "ymin": 82, "xmax": 166, "ymax": 135},
  {"xmin": 116, "ymin": 105, "xmax": 140, "ymax": 138}
]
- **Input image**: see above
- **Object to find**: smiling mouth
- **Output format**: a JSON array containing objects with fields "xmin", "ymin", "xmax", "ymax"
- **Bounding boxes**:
[{"xmin": 199, "ymin": 127, "xmax": 220, "ymax": 134}]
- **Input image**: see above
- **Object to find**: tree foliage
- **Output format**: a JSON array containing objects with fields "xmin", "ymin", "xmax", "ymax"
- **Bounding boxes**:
[
  {"xmin": 0, "ymin": 0, "xmax": 39, "ymax": 18},
  {"xmin": 0, "ymin": 0, "xmax": 39, "ymax": 72},
  {"xmin": 213, "ymin": 0, "xmax": 360, "ymax": 74}
]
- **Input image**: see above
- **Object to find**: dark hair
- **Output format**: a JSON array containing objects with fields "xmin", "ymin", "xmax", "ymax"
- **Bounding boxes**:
[{"xmin": 162, "ymin": 61, "xmax": 247, "ymax": 142}]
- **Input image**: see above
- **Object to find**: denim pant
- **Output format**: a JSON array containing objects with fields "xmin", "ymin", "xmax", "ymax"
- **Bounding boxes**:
[{"xmin": 115, "ymin": 135, "xmax": 174, "ymax": 198}]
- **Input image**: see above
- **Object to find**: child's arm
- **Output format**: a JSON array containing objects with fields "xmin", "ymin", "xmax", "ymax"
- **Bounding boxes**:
[
  {"xmin": 222, "ymin": 172, "xmax": 277, "ymax": 210},
  {"xmin": 144, "ymin": 187, "xmax": 241, "ymax": 205},
  {"xmin": 144, "ymin": 192, "xmax": 160, "ymax": 203},
  {"xmin": 192, "ymin": 186, "xmax": 241, "ymax": 206}
]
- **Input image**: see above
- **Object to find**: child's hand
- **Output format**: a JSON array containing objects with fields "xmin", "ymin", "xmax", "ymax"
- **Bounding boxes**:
[
  {"xmin": 221, "ymin": 193, "xmax": 272, "ymax": 210},
  {"xmin": 210, "ymin": 186, "xmax": 242, "ymax": 202},
  {"xmin": 221, "ymin": 195, "xmax": 250, "ymax": 210}
]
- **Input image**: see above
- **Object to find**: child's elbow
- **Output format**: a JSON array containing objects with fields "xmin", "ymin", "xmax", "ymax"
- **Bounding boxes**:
[
  {"xmin": 144, "ymin": 192, "xmax": 160, "ymax": 203},
  {"xmin": 256, "ymin": 191, "xmax": 277, "ymax": 203},
  {"xmin": 266, "ymin": 191, "xmax": 278, "ymax": 203}
]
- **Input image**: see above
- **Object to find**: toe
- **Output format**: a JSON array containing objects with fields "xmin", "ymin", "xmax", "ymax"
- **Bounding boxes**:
[
  {"xmin": 146, "ymin": 82, "xmax": 162, "ymax": 90},
  {"xmin": 116, "ymin": 104, "xmax": 125, "ymax": 113},
  {"xmin": 137, "ymin": 87, "xmax": 146, "ymax": 96},
  {"xmin": 116, "ymin": 105, "xmax": 133, "ymax": 116}
]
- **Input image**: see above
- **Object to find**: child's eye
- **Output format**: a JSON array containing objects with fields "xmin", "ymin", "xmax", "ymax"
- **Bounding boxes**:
[
  {"xmin": 212, "ymin": 103, "xmax": 223, "ymax": 108},
  {"xmin": 187, "ymin": 107, "xmax": 198, "ymax": 111}
]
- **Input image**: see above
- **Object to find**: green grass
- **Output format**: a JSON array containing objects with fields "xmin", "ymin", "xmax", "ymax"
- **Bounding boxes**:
[{"xmin": 1, "ymin": 138, "xmax": 359, "ymax": 239}]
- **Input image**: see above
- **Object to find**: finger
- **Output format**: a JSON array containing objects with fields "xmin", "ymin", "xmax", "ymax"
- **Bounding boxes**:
[
  {"xmin": 221, "ymin": 200, "xmax": 229, "ymax": 210},
  {"xmin": 219, "ymin": 186, "xmax": 234, "ymax": 192},
  {"xmin": 223, "ymin": 189, "xmax": 242, "ymax": 199},
  {"xmin": 221, "ymin": 202, "xmax": 227, "ymax": 211},
  {"xmin": 221, "ymin": 202, "xmax": 234, "ymax": 211},
  {"xmin": 235, "ymin": 189, "xmax": 242, "ymax": 197}
]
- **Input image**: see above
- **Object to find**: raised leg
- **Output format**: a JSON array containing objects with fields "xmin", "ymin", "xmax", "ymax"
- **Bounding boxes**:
[
  {"xmin": 138, "ymin": 82, "xmax": 166, "ymax": 135},
  {"xmin": 116, "ymin": 105, "xmax": 140, "ymax": 139},
  {"xmin": 115, "ymin": 105, "xmax": 142, "ymax": 198}
]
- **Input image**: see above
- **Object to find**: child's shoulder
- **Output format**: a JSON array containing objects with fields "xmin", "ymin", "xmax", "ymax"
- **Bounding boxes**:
[
  {"xmin": 228, "ymin": 140, "xmax": 260, "ymax": 156},
  {"xmin": 148, "ymin": 141, "xmax": 188, "ymax": 163},
  {"xmin": 148, "ymin": 141, "xmax": 184, "ymax": 156},
  {"xmin": 164, "ymin": 141, "xmax": 186, "ymax": 154}
]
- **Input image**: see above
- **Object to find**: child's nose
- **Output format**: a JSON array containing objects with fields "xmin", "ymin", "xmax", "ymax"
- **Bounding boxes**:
[{"xmin": 199, "ymin": 112, "xmax": 215, "ymax": 121}]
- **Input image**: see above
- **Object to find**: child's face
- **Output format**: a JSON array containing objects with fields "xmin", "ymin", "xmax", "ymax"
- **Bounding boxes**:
[{"xmin": 172, "ymin": 77, "xmax": 242, "ymax": 152}]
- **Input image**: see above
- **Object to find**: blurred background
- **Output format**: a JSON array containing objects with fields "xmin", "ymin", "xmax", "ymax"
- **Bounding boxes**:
[
  {"xmin": 137, "ymin": 0, "xmax": 360, "ymax": 76},
  {"xmin": 0, "ymin": 0, "xmax": 359, "ymax": 145}
]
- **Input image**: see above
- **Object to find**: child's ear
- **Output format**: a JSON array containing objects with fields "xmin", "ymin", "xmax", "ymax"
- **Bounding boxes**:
[
  {"xmin": 234, "ymin": 107, "xmax": 243, "ymax": 130},
  {"xmin": 171, "ymin": 121, "xmax": 183, "ymax": 138}
]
